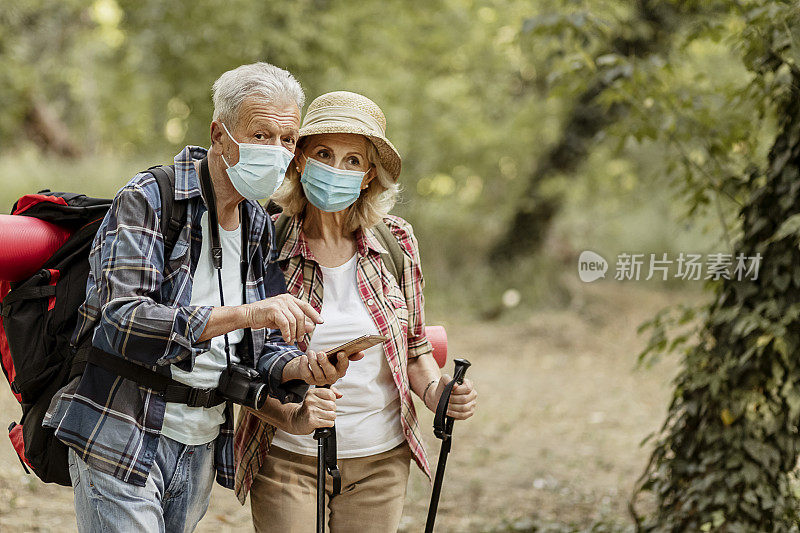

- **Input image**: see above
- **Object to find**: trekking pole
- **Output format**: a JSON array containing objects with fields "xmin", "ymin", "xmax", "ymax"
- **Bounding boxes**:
[
  {"xmin": 313, "ymin": 386, "xmax": 341, "ymax": 533},
  {"xmin": 425, "ymin": 358, "xmax": 471, "ymax": 533}
]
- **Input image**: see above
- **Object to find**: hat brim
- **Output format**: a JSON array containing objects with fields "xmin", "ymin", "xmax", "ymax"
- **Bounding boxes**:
[{"xmin": 298, "ymin": 123, "xmax": 401, "ymax": 181}]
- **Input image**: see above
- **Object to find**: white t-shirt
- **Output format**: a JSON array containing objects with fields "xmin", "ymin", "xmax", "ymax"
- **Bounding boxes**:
[
  {"xmin": 160, "ymin": 211, "xmax": 243, "ymax": 445},
  {"xmin": 271, "ymin": 254, "xmax": 405, "ymax": 458}
]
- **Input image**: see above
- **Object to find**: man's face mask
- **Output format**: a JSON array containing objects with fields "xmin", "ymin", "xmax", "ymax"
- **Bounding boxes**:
[
  {"xmin": 300, "ymin": 157, "xmax": 367, "ymax": 212},
  {"xmin": 220, "ymin": 122, "xmax": 294, "ymax": 200}
]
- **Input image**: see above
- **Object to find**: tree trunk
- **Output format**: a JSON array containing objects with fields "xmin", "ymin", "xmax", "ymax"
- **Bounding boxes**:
[
  {"xmin": 23, "ymin": 96, "xmax": 82, "ymax": 158},
  {"xmin": 490, "ymin": 0, "xmax": 676, "ymax": 264}
]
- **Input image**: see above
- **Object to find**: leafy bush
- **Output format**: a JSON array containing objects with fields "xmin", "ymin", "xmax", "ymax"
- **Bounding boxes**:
[{"xmin": 629, "ymin": 2, "xmax": 800, "ymax": 531}]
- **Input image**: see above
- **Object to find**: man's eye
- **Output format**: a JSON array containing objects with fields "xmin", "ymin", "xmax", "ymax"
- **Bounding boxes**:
[
  {"xmin": 348, "ymin": 157, "xmax": 361, "ymax": 166},
  {"xmin": 254, "ymin": 133, "xmax": 265, "ymax": 140},
  {"xmin": 284, "ymin": 138, "xmax": 296, "ymax": 145},
  {"xmin": 317, "ymin": 150, "xmax": 329, "ymax": 158}
]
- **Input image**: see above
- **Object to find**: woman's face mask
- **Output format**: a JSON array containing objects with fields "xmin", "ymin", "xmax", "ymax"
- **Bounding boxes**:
[
  {"xmin": 300, "ymin": 157, "xmax": 367, "ymax": 212},
  {"xmin": 220, "ymin": 123, "xmax": 294, "ymax": 200}
]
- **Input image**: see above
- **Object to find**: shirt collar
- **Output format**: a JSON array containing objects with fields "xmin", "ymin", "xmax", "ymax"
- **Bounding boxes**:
[
  {"xmin": 277, "ymin": 215, "xmax": 314, "ymax": 262},
  {"xmin": 173, "ymin": 145, "xmax": 208, "ymax": 200},
  {"xmin": 359, "ymin": 225, "xmax": 388, "ymax": 257},
  {"xmin": 277, "ymin": 215, "xmax": 388, "ymax": 262}
]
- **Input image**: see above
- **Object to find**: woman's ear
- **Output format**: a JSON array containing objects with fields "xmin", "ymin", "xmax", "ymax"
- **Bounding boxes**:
[
  {"xmin": 294, "ymin": 152, "xmax": 306, "ymax": 175},
  {"xmin": 361, "ymin": 166, "xmax": 377, "ymax": 190}
]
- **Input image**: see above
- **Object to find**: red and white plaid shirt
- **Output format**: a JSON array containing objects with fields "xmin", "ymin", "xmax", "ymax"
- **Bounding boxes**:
[{"xmin": 233, "ymin": 213, "xmax": 433, "ymax": 503}]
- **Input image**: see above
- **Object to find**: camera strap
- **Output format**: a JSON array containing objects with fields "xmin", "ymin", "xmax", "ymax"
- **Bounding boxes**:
[
  {"xmin": 86, "ymin": 348, "xmax": 225, "ymax": 407},
  {"xmin": 198, "ymin": 156, "xmax": 233, "ymax": 371}
]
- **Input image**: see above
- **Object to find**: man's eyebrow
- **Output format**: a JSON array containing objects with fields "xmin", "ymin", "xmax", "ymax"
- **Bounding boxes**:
[{"xmin": 246, "ymin": 119, "xmax": 273, "ymax": 132}]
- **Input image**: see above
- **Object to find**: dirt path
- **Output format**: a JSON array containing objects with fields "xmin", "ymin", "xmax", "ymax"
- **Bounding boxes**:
[{"xmin": 0, "ymin": 282, "xmax": 689, "ymax": 532}]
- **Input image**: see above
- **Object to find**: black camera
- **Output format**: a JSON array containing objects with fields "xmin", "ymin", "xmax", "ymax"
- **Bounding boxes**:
[{"xmin": 217, "ymin": 363, "xmax": 269, "ymax": 409}]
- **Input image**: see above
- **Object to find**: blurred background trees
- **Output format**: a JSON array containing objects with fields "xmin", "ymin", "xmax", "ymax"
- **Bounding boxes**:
[{"xmin": 1, "ymin": 0, "xmax": 740, "ymax": 315}]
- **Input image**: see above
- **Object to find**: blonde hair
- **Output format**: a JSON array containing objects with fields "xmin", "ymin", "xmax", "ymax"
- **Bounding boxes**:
[{"xmin": 271, "ymin": 135, "xmax": 399, "ymax": 232}]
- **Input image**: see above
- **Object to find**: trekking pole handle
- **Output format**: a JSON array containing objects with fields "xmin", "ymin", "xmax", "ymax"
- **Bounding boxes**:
[
  {"xmin": 452, "ymin": 358, "xmax": 471, "ymax": 385},
  {"xmin": 433, "ymin": 359, "xmax": 471, "ymax": 440}
]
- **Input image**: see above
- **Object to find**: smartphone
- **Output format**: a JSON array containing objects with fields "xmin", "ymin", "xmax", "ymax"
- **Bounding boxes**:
[{"xmin": 323, "ymin": 334, "xmax": 388, "ymax": 362}]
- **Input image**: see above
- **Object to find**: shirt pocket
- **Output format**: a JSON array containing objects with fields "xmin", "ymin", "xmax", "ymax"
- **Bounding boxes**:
[
  {"xmin": 384, "ymin": 283, "xmax": 409, "ymax": 333},
  {"xmin": 162, "ymin": 240, "xmax": 190, "ymax": 301},
  {"xmin": 165, "ymin": 240, "xmax": 190, "ymax": 274}
]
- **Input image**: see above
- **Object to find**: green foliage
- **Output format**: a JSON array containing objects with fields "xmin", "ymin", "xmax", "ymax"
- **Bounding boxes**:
[
  {"xmin": 636, "ymin": 302, "xmax": 702, "ymax": 369},
  {"xmin": 628, "ymin": 2, "xmax": 800, "ymax": 531}
]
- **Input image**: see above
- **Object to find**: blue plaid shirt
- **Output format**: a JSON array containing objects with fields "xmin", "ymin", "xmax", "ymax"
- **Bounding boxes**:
[{"xmin": 43, "ymin": 146, "xmax": 305, "ymax": 489}]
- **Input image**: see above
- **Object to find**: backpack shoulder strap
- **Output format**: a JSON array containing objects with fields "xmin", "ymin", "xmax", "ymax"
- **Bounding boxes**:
[
  {"xmin": 372, "ymin": 221, "xmax": 405, "ymax": 285},
  {"xmin": 147, "ymin": 165, "xmax": 186, "ymax": 258}
]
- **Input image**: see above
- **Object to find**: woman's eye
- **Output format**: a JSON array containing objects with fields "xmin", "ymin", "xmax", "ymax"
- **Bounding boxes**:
[
  {"xmin": 348, "ymin": 157, "xmax": 361, "ymax": 166},
  {"xmin": 317, "ymin": 150, "xmax": 330, "ymax": 159}
]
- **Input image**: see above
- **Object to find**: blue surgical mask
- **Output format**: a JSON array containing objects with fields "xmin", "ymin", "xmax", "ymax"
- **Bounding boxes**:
[
  {"xmin": 300, "ymin": 157, "xmax": 367, "ymax": 212},
  {"xmin": 220, "ymin": 123, "xmax": 294, "ymax": 200}
]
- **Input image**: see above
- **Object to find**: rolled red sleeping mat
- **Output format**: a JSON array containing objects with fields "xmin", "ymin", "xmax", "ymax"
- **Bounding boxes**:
[
  {"xmin": 0, "ymin": 215, "xmax": 73, "ymax": 282},
  {"xmin": 426, "ymin": 325, "xmax": 447, "ymax": 368}
]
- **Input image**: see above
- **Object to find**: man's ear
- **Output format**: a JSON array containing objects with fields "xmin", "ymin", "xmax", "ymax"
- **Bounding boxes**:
[{"xmin": 210, "ymin": 121, "xmax": 225, "ymax": 151}]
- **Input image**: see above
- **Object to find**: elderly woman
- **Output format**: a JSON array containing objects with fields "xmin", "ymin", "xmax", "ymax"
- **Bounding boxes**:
[{"xmin": 233, "ymin": 91, "xmax": 477, "ymax": 532}]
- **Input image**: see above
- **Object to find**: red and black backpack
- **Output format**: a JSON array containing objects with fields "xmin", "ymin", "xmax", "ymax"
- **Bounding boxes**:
[{"xmin": 0, "ymin": 166, "xmax": 183, "ymax": 485}]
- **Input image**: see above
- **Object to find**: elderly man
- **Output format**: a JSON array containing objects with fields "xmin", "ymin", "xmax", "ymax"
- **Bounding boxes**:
[{"xmin": 43, "ymin": 62, "xmax": 352, "ymax": 533}]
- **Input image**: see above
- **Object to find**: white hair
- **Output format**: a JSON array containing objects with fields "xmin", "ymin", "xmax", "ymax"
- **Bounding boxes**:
[{"xmin": 211, "ymin": 62, "xmax": 305, "ymax": 127}]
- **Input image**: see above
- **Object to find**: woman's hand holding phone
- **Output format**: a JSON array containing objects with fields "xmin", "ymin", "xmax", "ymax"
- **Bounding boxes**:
[
  {"xmin": 282, "ymin": 349, "xmax": 365, "ymax": 387},
  {"xmin": 282, "ymin": 334, "xmax": 384, "ymax": 386}
]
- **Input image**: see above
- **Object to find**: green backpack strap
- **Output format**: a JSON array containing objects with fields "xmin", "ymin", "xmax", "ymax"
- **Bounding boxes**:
[
  {"xmin": 372, "ymin": 221, "xmax": 405, "ymax": 285},
  {"xmin": 273, "ymin": 214, "xmax": 405, "ymax": 284},
  {"xmin": 273, "ymin": 213, "xmax": 292, "ymax": 259}
]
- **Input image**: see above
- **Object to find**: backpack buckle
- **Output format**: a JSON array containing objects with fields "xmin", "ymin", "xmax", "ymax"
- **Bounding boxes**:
[{"xmin": 186, "ymin": 387, "xmax": 216, "ymax": 408}]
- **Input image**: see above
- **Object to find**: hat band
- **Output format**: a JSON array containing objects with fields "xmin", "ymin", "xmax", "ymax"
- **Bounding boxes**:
[{"xmin": 302, "ymin": 106, "xmax": 385, "ymax": 136}]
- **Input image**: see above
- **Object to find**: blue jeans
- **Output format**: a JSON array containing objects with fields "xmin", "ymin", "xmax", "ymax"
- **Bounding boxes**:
[{"xmin": 67, "ymin": 434, "xmax": 216, "ymax": 533}]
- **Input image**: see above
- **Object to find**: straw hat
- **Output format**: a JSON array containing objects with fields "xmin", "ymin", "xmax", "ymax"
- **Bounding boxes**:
[{"xmin": 298, "ymin": 91, "xmax": 402, "ymax": 181}]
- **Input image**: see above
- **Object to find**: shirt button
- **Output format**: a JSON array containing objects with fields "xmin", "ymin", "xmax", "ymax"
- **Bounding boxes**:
[{"xmin": 367, "ymin": 298, "xmax": 375, "ymax": 306}]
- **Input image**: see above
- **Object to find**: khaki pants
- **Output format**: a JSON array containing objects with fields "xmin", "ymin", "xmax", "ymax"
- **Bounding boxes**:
[{"xmin": 250, "ymin": 443, "xmax": 412, "ymax": 533}]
